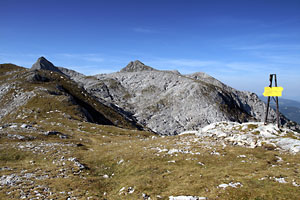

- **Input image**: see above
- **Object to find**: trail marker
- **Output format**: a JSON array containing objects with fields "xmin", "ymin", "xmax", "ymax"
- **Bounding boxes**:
[
  {"xmin": 263, "ymin": 74, "xmax": 282, "ymax": 128},
  {"xmin": 263, "ymin": 87, "xmax": 283, "ymax": 97}
]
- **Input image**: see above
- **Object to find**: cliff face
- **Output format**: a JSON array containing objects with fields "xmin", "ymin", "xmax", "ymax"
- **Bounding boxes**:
[{"xmin": 62, "ymin": 60, "xmax": 291, "ymax": 135}]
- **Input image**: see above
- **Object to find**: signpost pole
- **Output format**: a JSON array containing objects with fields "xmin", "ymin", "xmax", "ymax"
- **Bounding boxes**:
[
  {"xmin": 263, "ymin": 74, "xmax": 281, "ymax": 128},
  {"xmin": 274, "ymin": 74, "xmax": 280, "ymax": 128},
  {"xmin": 264, "ymin": 74, "xmax": 273, "ymax": 125}
]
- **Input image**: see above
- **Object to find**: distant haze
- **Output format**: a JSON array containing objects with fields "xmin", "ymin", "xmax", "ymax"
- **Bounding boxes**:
[{"xmin": 259, "ymin": 96, "xmax": 300, "ymax": 123}]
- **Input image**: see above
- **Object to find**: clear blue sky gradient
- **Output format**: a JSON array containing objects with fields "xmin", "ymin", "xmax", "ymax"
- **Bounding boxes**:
[{"xmin": 1, "ymin": 0, "xmax": 300, "ymax": 101}]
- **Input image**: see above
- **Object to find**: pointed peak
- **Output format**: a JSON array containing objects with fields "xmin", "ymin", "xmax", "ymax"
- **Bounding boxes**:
[
  {"xmin": 132, "ymin": 60, "xmax": 144, "ymax": 65},
  {"xmin": 31, "ymin": 56, "xmax": 63, "ymax": 74},
  {"xmin": 37, "ymin": 56, "xmax": 49, "ymax": 62},
  {"xmin": 120, "ymin": 60, "xmax": 156, "ymax": 72}
]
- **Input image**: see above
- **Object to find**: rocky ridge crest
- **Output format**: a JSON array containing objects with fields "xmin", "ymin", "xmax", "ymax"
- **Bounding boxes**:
[
  {"xmin": 120, "ymin": 60, "xmax": 156, "ymax": 72},
  {"xmin": 31, "ymin": 57, "xmax": 64, "ymax": 74},
  {"xmin": 0, "ymin": 59, "xmax": 142, "ymax": 130},
  {"xmin": 62, "ymin": 60, "xmax": 297, "ymax": 135}
]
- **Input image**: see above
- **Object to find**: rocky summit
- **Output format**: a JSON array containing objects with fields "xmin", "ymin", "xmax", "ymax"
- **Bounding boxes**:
[
  {"xmin": 63, "ymin": 60, "xmax": 297, "ymax": 135},
  {"xmin": 120, "ymin": 60, "xmax": 156, "ymax": 72},
  {"xmin": 31, "ymin": 56, "xmax": 64, "ymax": 74}
]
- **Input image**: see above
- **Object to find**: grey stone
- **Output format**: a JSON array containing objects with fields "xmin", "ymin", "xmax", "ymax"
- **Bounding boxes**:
[
  {"xmin": 120, "ymin": 60, "xmax": 156, "ymax": 72},
  {"xmin": 31, "ymin": 56, "xmax": 63, "ymax": 74},
  {"xmin": 51, "ymin": 60, "xmax": 299, "ymax": 135},
  {"xmin": 0, "ymin": 174, "xmax": 21, "ymax": 186},
  {"xmin": 45, "ymin": 131, "xmax": 61, "ymax": 136}
]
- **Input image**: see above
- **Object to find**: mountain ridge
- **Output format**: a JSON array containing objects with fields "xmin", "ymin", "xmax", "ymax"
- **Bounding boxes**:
[
  {"xmin": 2, "ymin": 58, "xmax": 299, "ymax": 135},
  {"xmin": 0, "ymin": 61, "xmax": 143, "ymax": 130},
  {"xmin": 61, "ymin": 59, "xmax": 299, "ymax": 135}
]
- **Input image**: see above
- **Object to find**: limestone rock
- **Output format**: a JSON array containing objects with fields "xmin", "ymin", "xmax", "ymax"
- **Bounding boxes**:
[
  {"xmin": 60, "ymin": 60, "xmax": 296, "ymax": 135},
  {"xmin": 31, "ymin": 57, "xmax": 63, "ymax": 74},
  {"xmin": 120, "ymin": 60, "xmax": 156, "ymax": 72}
]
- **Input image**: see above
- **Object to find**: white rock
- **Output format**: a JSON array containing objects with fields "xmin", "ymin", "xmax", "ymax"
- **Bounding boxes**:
[
  {"xmin": 292, "ymin": 180, "xmax": 300, "ymax": 187},
  {"xmin": 0, "ymin": 174, "xmax": 21, "ymax": 186},
  {"xmin": 218, "ymin": 183, "xmax": 229, "ymax": 189},
  {"xmin": 9, "ymin": 124, "xmax": 18, "ymax": 129},
  {"xmin": 276, "ymin": 156, "xmax": 283, "ymax": 162},
  {"xmin": 117, "ymin": 159, "xmax": 124, "ymax": 165},
  {"xmin": 218, "ymin": 182, "xmax": 243, "ymax": 189},
  {"xmin": 196, "ymin": 122, "xmax": 300, "ymax": 153},
  {"xmin": 210, "ymin": 151, "xmax": 220, "ymax": 156},
  {"xmin": 274, "ymin": 177, "xmax": 287, "ymax": 184},
  {"xmin": 103, "ymin": 175, "xmax": 109, "ymax": 179},
  {"xmin": 169, "ymin": 196, "xmax": 207, "ymax": 200},
  {"xmin": 21, "ymin": 124, "xmax": 28, "ymax": 128},
  {"xmin": 128, "ymin": 186, "xmax": 135, "ymax": 194},
  {"xmin": 168, "ymin": 149, "xmax": 179, "ymax": 154}
]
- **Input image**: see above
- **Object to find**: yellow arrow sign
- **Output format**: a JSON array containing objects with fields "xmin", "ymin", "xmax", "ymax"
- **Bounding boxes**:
[{"xmin": 263, "ymin": 87, "xmax": 283, "ymax": 97}]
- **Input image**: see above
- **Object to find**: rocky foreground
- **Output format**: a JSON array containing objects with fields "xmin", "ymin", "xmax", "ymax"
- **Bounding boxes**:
[
  {"xmin": 182, "ymin": 122, "xmax": 300, "ymax": 153},
  {"xmin": 1, "ymin": 120, "xmax": 300, "ymax": 200}
]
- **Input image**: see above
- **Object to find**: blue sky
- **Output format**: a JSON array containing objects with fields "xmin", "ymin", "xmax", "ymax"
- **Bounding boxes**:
[{"xmin": 1, "ymin": 0, "xmax": 300, "ymax": 101}]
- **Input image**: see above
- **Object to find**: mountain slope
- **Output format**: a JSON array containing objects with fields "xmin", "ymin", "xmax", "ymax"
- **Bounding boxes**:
[
  {"xmin": 63, "ymin": 60, "xmax": 294, "ymax": 135},
  {"xmin": 0, "ymin": 60, "xmax": 142, "ymax": 130}
]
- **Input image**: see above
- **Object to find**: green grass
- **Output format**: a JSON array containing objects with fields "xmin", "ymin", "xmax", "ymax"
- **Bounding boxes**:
[
  {"xmin": 71, "ymin": 130, "xmax": 300, "ymax": 199},
  {"xmin": 1, "ymin": 119, "xmax": 300, "ymax": 199},
  {"xmin": 0, "ymin": 64, "xmax": 25, "ymax": 74},
  {"xmin": 0, "ymin": 148, "xmax": 30, "ymax": 163},
  {"xmin": 0, "ymin": 68, "xmax": 140, "ymax": 130}
]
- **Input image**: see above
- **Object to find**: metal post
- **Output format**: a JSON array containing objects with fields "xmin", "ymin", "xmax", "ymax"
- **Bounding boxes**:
[
  {"xmin": 274, "ymin": 74, "xmax": 280, "ymax": 128},
  {"xmin": 264, "ymin": 74, "xmax": 280, "ymax": 128},
  {"xmin": 264, "ymin": 74, "xmax": 273, "ymax": 124}
]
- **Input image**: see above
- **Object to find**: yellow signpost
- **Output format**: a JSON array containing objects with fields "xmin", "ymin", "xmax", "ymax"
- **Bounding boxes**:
[
  {"xmin": 263, "ymin": 87, "xmax": 283, "ymax": 97},
  {"xmin": 264, "ymin": 74, "xmax": 282, "ymax": 128}
]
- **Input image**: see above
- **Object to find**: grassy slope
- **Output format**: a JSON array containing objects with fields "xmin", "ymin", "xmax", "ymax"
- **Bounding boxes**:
[
  {"xmin": 0, "ymin": 65, "xmax": 139, "ymax": 130},
  {"xmin": 1, "ymin": 119, "xmax": 300, "ymax": 199}
]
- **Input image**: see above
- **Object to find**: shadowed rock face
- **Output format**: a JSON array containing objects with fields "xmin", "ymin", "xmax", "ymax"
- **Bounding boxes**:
[{"xmin": 31, "ymin": 57, "xmax": 63, "ymax": 74}]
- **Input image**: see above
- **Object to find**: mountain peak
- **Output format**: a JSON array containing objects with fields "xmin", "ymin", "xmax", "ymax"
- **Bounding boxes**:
[
  {"xmin": 120, "ymin": 60, "xmax": 156, "ymax": 72},
  {"xmin": 31, "ymin": 57, "xmax": 63, "ymax": 74},
  {"xmin": 38, "ymin": 56, "xmax": 47, "ymax": 61}
]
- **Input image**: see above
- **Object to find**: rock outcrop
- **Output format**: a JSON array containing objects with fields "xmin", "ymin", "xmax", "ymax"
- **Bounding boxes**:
[
  {"xmin": 31, "ymin": 57, "xmax": 64, "ymax": 74},
  {"xmin": 192, "ymin": 121, "xmax": 300, "ymax": 153},
  {"xmin": 120, "ymin": 60, "xmax": 156, "ymax": 72}
]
